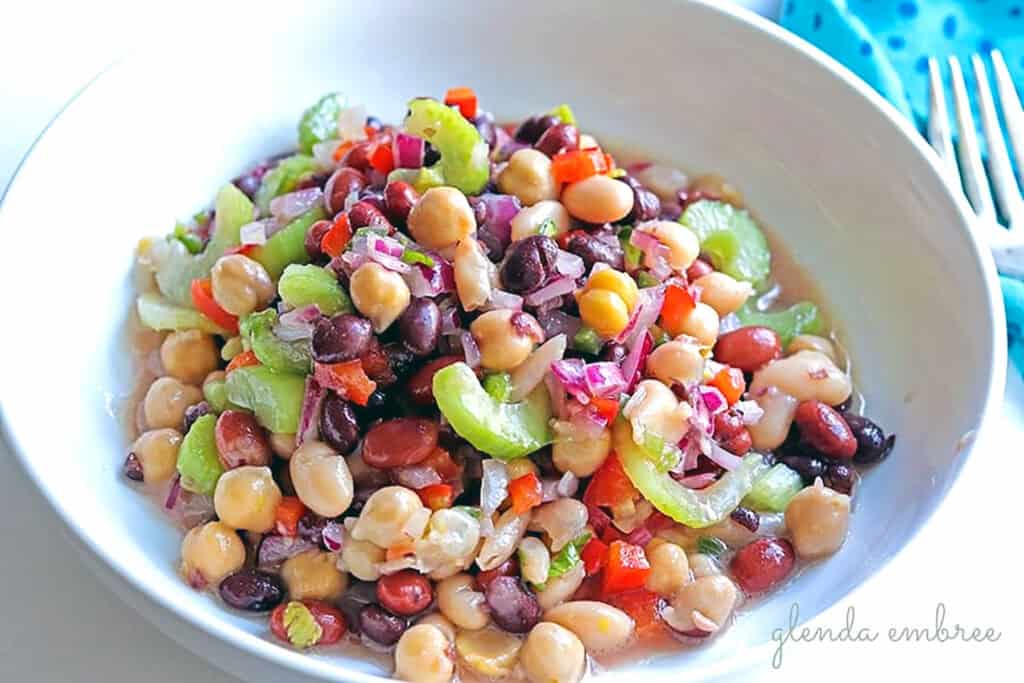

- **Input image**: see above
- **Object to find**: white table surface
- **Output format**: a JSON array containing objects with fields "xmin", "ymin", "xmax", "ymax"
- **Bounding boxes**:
[{"xmin": 1, "ymin": 1, "xmax": 1019, "ymax": 681}]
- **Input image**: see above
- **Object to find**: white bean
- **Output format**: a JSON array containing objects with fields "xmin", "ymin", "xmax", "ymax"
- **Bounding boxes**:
[
  {"xmin": 749, "ymin": 350, "xmax": 852, "ymax": 406},
  {"xmin": 788, "ymin": 334, "xmax": 838, "ymax": 362},
  {"xmin": 747, "ymin": 388, "xmax": 799, "ymax": 450},
  {"xmin": 477, "ymin": 509, "xmax": 531, "ymax": 571},
  {"xmin": 644, "ymin": 542, "xmax": 690, "ymax": 596},
  {"xmin": 693, "ymin": 272, "xmax": 753, "ymax": 317},
  {"xmin": 510, "ymin": 200, "xmax": 570, "ymax": 241},
  {"xmin": 543, "ymin": 601, "xmax": 635, "ymax": 652},
  {"xmin": 454, "ymin": 237, "xmax": 494, "ymax": 311},
  {"xmin": 436, "ymin": 573, "xmax": 490, "ymax": 630},
  {"xmin": 340, "ymin": 535, "xmax": 385, "ymax": 581},
  {"xmin": 663, "ymin": 575, "xmax": 739, "ymax": 634},
  {"xmin": 528, "ymin": 498, "xmax": 588, "ymax": 552},
  {"xmin": 289, "ymin": 441, "xmax": 354, "ymax": 518},
  {"xmin": 517, "ymin": 537, "xmax": 551, "ymax": 586},
  {"xmin": 535, "ymin": 561, "xmax": 585, "ymax": 611},
  {"xmin": 520, "ymin": 622, "xmax": 586, "ymax": 683},
  {"xmin": 455, "ymin": 627, "xmax": 523, "ymax": 679}
]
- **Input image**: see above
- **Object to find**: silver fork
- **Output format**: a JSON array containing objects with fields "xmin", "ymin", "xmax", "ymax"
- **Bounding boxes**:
[{"xmin": 928, "ymin": 50, "xmax": 1024, "ymax": 278}]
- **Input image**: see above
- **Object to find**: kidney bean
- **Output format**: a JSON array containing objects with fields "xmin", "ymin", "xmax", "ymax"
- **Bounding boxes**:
[
  {"xmin": 730, "ymin": 506, "xmax": 760, "ymax": 533},
  {"xmin": 713, "ymin": 410, "xmax": 745, "ymax": 440},
  {"xmin": 729, "ymin": 538, "xmax": 795, "ymax": 594},
  {"xmin": 215, "ymin": 411, "xmax": 272, "ymax": 470},
  {"xmin": 500, "ymin": 234, "xmax": 559, "ymax": 293},
  {"xmin": 843, "ymin": 414, "xmax": 896, "ymax": 464},
  {"xmin": 219, "ymin": 569, "xmax": 284, "ymax": 612},
  {"xmin": 311, "ymin": 314, "xmax": 373, "ymax": 364},
  {"xmin": 776, "ymin": 452, "xmax": 827, "ymax": 482},
  {"xmin": 358, "ymin": 604, "xmax": 407, "ymax": 646},
  {"xmin": 484, "ymin": 576, "xmax": 542, "ymax": 633},
  {"xmin": 325, "ymin": 167, "xmax": 368, "ymax": 215},
  {"xmin": 305, "ymin": 219, "xmax": 333, "ymax": 261},
  {"xmin": 398, "ymin": 299, "xmax": 441, "ymax": 357},
  {"xmin": 377, "ymin": 570, "xmax": 434, "ymax": 616},
  {"xmin": 686, "ymin": 258, "xmax": 714, "ymax": 281},
  {"xmin": 565, "ymin": 230, "xmax": 625, "ymax": 272},
  {"xmin": 342, "ymin": 141, "xmax": 374, "ymax": 173},
  {"xmin": 362, "ymin": 417, "xmax": 439, "ymax": 468},
  {"xmin": 515, "ymin": 114, "xmax": 559, "ymax": 144},
  {"xmin": 270, "ymin": 600, "xmax": 346, "ymax": 647},
  {"xmin": 713, "ymin": 326, "xmax": 782, "ymax": 372},
  {"xmin": 348, "ymin": 200, "xmax": 392, "ymax": 230},
  {"xmin": 384, "ymin": 181, "xmax": 420, "ymax": 224},
  {"xmin": 794, "ymin": 401, "xmax": 857, "ymax": 459},
  {"xmin": 721, "ymin": 428, "xmax": 752, "ymax": 455},
  {"xmin": 621, "ymin": 176, "xmax": 661, "ymax": 223},
  {"xmin": 476, "ymin": 557, "xmax": 520, "ymax": 592},
  {"xmin": 535, "ymin": 123, "xmax": 579, "ymax": 157},
  {"xmin": 319, "ymin": 393, "xmax": 361, "ymax": 454},
  {"xmin": 183, "ymin": 401, "xmax": 210, "ymax": 434},
  {"xmin": 407, "ymin": 356, "xmax": 463, "ymax": 405},
  {"xmin": 824, "ymin": 462, "xmax": 856, "ymax": 495}
]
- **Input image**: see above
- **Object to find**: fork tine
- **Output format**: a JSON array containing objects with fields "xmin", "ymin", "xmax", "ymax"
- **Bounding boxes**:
[
  {"xmin": 927, "ymin": 58, "xmax": 957, "ymax": 180},
  {"xmin": 972, "ymin": 54, "xmax": 1024, "ymax": 229},
  {"xmin": 991, "ymin": 49, "xmax": 1024, "ymax": 192},
  {"xmin": 949, "ymin": 55, "xmax": 998, "ymax": 223}
]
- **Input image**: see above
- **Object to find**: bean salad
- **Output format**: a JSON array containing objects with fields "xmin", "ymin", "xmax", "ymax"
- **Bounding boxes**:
[{"xmin": 126, "ymin": 88, "xmax": 895, "ymax": 683}]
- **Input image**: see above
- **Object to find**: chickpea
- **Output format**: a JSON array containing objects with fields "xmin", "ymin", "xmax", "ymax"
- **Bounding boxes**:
[
  {"xmin": 517, "ymin": 537, "xmax": 551, "ymax": 585},
  {"xmin": 407, "ymin": 186, "xmax": 476, "ymax": 251},
  {"xmin": 687, "ymin": 552, "xmax": 722, "ymax": 578},
  {"xmin": 747, "ymin": 388, "xmax": 799, "ymax": 450},
  {"xmin": 497, "ymin": 149, "xmax": 558, "ymax": 206},
  {"xmin": 437, "ymin": 573, "xmax": 490, "ymax": 630},
  {"xmin": 211, "ymin": 254, "xmax": 275, "ymax": 317},
  {"xmin": 664, "ymin": 575, "xmax": 739, "ymax": 634},
  {"xmin": 395, "ymin": 624, "xmax": 456, "ymax": 683},
  {"xmin": 621, "ymin": 380, "xmax": 693, "ymax": 445},
  {"xmin": 160, "ymin": 330, "xmax": 219, "ymax": 385},
  {"xmin": 535, "ymin": 561, "xmax": 585, "ymax": 610},
  {"xmin": 585, "ymin": 269, "xmax": 638, "ymax": 311},
  {"xmin": 269, "ymin": 432, "xmax": 297, "ymax": 459},
  {"xmin": 417, "ymin": 507, "xmax": 482, "ymax": 580},
  {"xmin": 552, "ymin": 427, "xmax": 611, "ymax": 477},
  {"xmin": 678, "ymin": 302, "xmax": 720, "ymax": 347},
  {"xmin": 469, "ymin": 309, "xmax": 538, "ymax": 371},
  {"xmin": 340, "ymin": 536, "xmax": 385, "ymax": 581},
  {"xmin": 520, "ymin": 622, "xmax": 586, "ymax": 683},
  {"xmin": 143, "ymin": 376, "xmax": 203, "ymax": 430},
  {"xmin": 510, "ymin": 200, "xmax": 570, "ymax": 242},
  {"xmin": 788, "ymin": 334, "xmax": 838, "ymax": 362},
  {"xmin": 453, "ymin": 237, "xmax": 494, "ymax": 312},
  {"xmin": 693, "ymin": 272, "xmax": 753, "ymax": 317},
  {"xmin": 455, "ymin": 627, "xmax": 523, "ymax": 679},
  {"xmin": 644, "ymin": 542, "xmax": 691, "ymax": 595},
  {"xmin": 506, "ymin": 458, "xmax": 538, "ymax": 480},
  {"xmin": 543, "ymin": 601, "xmax": 635, "ymax": 652},
  {"xmin": 281, "ymin": 549, "xmax": 348, "ymax": 601},
  {"xmin": 561, "ymin": 175, "xmax": 634, "ymax": 224},
  {"xmin": 349, "ymin": 261, "xmax": 412, "ymax": 333},
  {"xmin": 785, "ymin": 479, "xmax": 851, "ymax": 559},
  {"xmin": 352, "ymin": 486, "xmax": 428, "ymax": 549},
  {"xmin": 477, "ymin": 508, "xmax": 531, "ymax": 571},
  {"xmin": 130, "ymin": 428, "xmax": 182, "ymax": 483},
  {"xmin": 638, "ymin": 220, "xmax": 700, "ymax": 271},
  {"xmin": 577, "ymin": 289, "xmax": 629, "ymax": 339},
  {"xmin": 645, "ymin": 337, "xmax": 704, "ymax": 386},
  {"xmin": 749, "ymin": 350, "xmax": 852, "ymax": 406},
  {"xmin": 213, "ymin": 465, "xmax": 282, "ymax": 532},
  {"xmin": 417, "ymin": 613, "xmax": 457, "ymax": 643},
  {"xmin": 179, "ymin": 521, "xmax": 245, "ymax": 587},
  {"xmin": 289, "ymin": 440, "xmax": 354, "ymax": 518},
  {"xmin": 529, "ymin": 498, "xmax": 588, "ymax": 552}
]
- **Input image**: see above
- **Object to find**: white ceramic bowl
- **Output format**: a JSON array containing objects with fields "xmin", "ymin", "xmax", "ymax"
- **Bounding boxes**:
[{"xmin": 0, "ymin": 1, "xmax": 1005, "ymax": 681}]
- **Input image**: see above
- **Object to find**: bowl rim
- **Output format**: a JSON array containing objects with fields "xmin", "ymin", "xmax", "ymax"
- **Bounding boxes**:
[{"xmin": 0, "ymin": 0, "xmax": 1007, "ymax": 680}]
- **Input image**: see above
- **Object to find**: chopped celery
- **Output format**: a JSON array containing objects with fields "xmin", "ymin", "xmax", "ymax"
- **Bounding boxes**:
[
  {"xmin": 742, "ymin": 463, "xmax": 804, "ymax": 513},
  {"xmin": 680, "ymin": 200, "xmax": 771, "ymax": 286},
  {"xmin": 156, "ymin": 184, "xmax": 254, "ymax": 305},
  {"xmin": 542, "ymin": 532, "xmax": 590, "ymax": 586},
  {"xmin": 635, "ymin": 271, "xmax": 660, "ymax": 289},
  {"xmin": 254, "ymin": 154, "xmax": 320, "ymax": 213},
  {"xmin": 298, "ymin": 93, "xmax": 347, "ymax": 154},
  {"xmin": 203, "ymin": 377, "xmax": 228, "ymax": 412},
  {"xmin": 548, "ymin": 104, "xmax": 577, "ymax": 126},
  {"xmin": 433, "ymin": 362, "xmax": 552, "ymax": 461},
  {"xmin": 176, "ymin": 414, "xmax": 223, "ymax": 495},
  {"xmin": 735, "ymin": 301, "xmax": 824, "ymax": 349},
  {"xmin": 240, "ymin": 309, "xmax": 311, "ymax": 375},
  {"xmin": 618, "ymin": 227, "xmax": 642, "ymax": 270},
  {"xmin": 572, "ymin": 327, "xmax": 602, "ymax": 355},
  {"xmin": 483, "ymin": 373, "xmax": 512, "ymax": 402},
  {"xmin": 225, "ymin": 365, "xmax": 305, "ymax": 434},
  {"xmin": 249, "ymin": 208, "xmax": 325, "ymax": 280},
  {"xmin": 172, "ymin": 224, "xmax": 204, "ymax": 254},
  {"xmin": 387, "ymin": 166, "xmax": 446, "ymax": 194},
  {"xmin": 400, "ymin": 249, "xmax": 435, "ymax": 267},
  {"xmin": 278, "ymin": 264, "xmax": 351, "ymax": 315},
  {"xmin": 136, "ymin": 293, "xmax": 229, "ymax": 335},
  {"xmin": 402, "ymin": 98, "xmax": 489, "ymax": 195}
]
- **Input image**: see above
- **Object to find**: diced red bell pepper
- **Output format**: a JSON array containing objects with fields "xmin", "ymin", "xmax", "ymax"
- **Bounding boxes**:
[
  {"xmin": 583, "ymin": 454, "xmax": 638, "ymax": 509},
  {"xmin": 190, "ymin": 278, "xmax": 239, "ymax": 334},
  {"xmin": 508, "ymin": 472, "xmax": 543, "ymax": 514},
  {"xmin": 589, "ymin": 397, "xmax": 619, "ymax": 423},
  {"xmin": 369, "ymin": 140, "xmax": 395, "ymax": 174},
  {"xmin": 225, "ymin": 349, "xmax": 260, "ymax": 374},
  {"xmin": 660, "ymin": 282, "xmax": 697, "ymax": 337},
  {"xmin": 581, "ymin": 537, "xmax": 609, "ymax": 576},
  {"xmin": 601, "ymin": 541, "xmax": 651, "ymax": 595},
  {"xmin": 417, "ymin": 483, "xmax": 454, "ymax": 511},
  {"xmin": 313, "ymin": 360, "xmax": 377, "ymax": 406},
  {"xmin": 444, "ymin": 86, "xmax": 478, "ymax": 119},
  {"xmin": 224, "ymin": 243, "xmax": 256, "ymax": 256},
  {"xmin": 275, "ymin": 496, "xmax": 307, "ymax": 537},
  {"xmin": 605, "ymin": 589, "xmax": 672, "ymax": 643},
  {"xmin": 710, "ymin": 367, "xmax": 746, "ymax": 406},
  {"xmin": 320, "ymin": 213, "xmax": 352, "ymax": 258},
  {"xmin": 551, "ymin": 149, "xmax": 611, "ymax": 184}
]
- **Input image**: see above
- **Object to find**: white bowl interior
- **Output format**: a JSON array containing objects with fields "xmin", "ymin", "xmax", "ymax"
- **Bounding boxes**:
[{"xmin": 0, "ymin": 1, "xmax": 1003, "ymax": 681}]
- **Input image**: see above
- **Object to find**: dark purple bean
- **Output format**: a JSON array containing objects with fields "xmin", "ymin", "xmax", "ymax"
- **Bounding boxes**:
[
  {"xmin": 219, "ymin": 569, "xmax": 284, "ymax": 612},
  {"xmin": 776, "ymin": 453, "xmax": 827, "ymax": 482},
  {"xmin": 319, "ymin": 393, "xmax": 361, "ymax": 454},
  {"xmin": 357, "ymin": 188, "xmax": 388, "ymax": 212},
  {"xmin": 183, "ymin": 401, "xmax": 210, "ymax": 434},
  {"xmin": 257, "ymin": 535, "xmax": 316, "ymax": 568},
  {"xmin": 297, "ymin": 512, "xmax": 328, "ymax": 545},
  {"xmin": 305, "ymin": 219, "xmax": 333, "ymax": 261},
  {"xmin": 312, "ymin": 314, "xmax": 373, "ymax": 364},
  {"xmin": 500, "ymin": 235, "xmax": 559, "ymax": 293},
  {"xmin": 730, "ymin": 506, "xmax": 760, "ymax": 533},
  {"xmin": 358, "ymin": 604, "xmax": 407, "ymax": 646},
  {"xmin": 484, "ymin": 576, "xmax": 542, "ymax": 633},
  {"xmin": 423, "ymin": 141, "xmax": 441, "ymax": 166},
  {"xmin": 620, "ymin": 176, "xmax": 661, "ymax": 223},
  {"xmin": 824, "ymin": 462, "xmax": 856, "ymax": 495},
  {"xmin": 325, "ymin": 167, "xmax": 368, "ymax": 215},
  {"xmin": 383, "ymin": 342, "xmax": 417, "ymax": 380},
  {"xmin": 339, "ymin": 581, "xmax": 379, "ymax": 632},
  {"xmin": 514, "ymin": 115, "xmax": 559, "ymax": 144},
  {"xmin": 398, "ymin": 298, "xmax": 441, "ymax": 357},
  {"xmin": 600, "ymin": 342, "xmax": 627, "ymax": 364},
  {"xmin": 535, "ymin": 123, "xmax": 579, "ymax": 157},
  {"xmin": 123, "ymin": 452, "xmax": 144, "ymax": 482},
  {"xmin": 565, "ymin": 231, "xmax": 625, "ymax": 271},
  {"xmin": 844, "ymin": 414, "xmax": 895, "ymax": 465},
  {"xmin": 384, "ymin": 181, "xmax": 419, "ymax": 224},
  {"xmin": 473, "ymin": 111, "xmax": 497, "ymax": 148}
]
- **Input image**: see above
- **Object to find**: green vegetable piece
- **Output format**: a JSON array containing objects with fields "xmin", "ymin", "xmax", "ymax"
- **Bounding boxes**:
[
  {"xmin": 618, "ymin": 227, "xmax": 643, "ymax": 271},
  {"xmin": 386, "ymin": 166, "xmax": 447, "ymax": 194},
  {"xmin": 613, "ymin": 419, "xmax": 770, "ymax": 528},
  {"xmin": 225, "ymin": 365, "xmax": 305, "ymax": 433},
  {"xmin": 254, "ymin": 154, "xmax": 320, "ymax": 213},
  {"xmin": 278, "ymin": 264, "xmax": 352, "ymax": 316},
  {"xmin": 537, "ymin": 219, "xmax": 558, "ymax": 237},
  {"xmin": 453, "ymin": 505, "xmax": 483, "ymax": 520},
  {"xmin": 298, "ymin": 93, "xmax": 347, "ymax": 154},
  {"xmin": 136, "ymin": 293, "xmax": 229, "ymax": 335},
  {"xmin": 203, "ymin": 377, "xmax": 228, "ymax": 413},
  {"xmin": 401, "ymin": 249, "xmax": 435, "ymax": 267},
  {"xmin": 696, "ymin": 536, "xmax": 728, "ymax": 558},
  {"xmin": 402, "ymin": 98, "xmax": 489, "ymax": 195},
  {"xmin": 548, "ymin": 104, "xmax": 577, "ymax": 126},
  {"xmin": 282, "ymin": 601, "xmax": 322, "ymax": 649},
  {"xmin": 172, "ymin": 224, "xmax": 204, "ymax": 254},
  {"xmin": 638, "ymin": 429, "xmax": 682, "ymax": 473},
  {"xmin": 176, "ymin": 414, "xmax": 224, "ymax": 495},
  {"xmin": 734, "ymin": 301, "xmax": 824, "ymax": 348},
  {"xmin": 742, "ymin": 463, "xmax": 805, "ymax": 513},
  {"xmin": 156, "ymin": 184, "xmax": 254, "ymax": 305},
  {"xmin": 572, "ymin": 327, "xmax": 602, "ymax": 355},
  {"xmin": 680, "ymin": 200, "xmax": 771, "ymax": 286},
  {"xmin": 249, "ymin": 208, "xmax": 325, "ymax": 280},
  {"xmin": 635, "ymin": 271, "xmax": 659, "ymax": 289},
  {"xmin": 545, "ymin": 532, "xmax": 591, "ymax": 583},
  {"xmin": 240, "ymin": 309, "xmax": 311, "ymax": 375},
  {"xmin": 433, "ymin": 362, "xmax": 553, "ymax": 461},
  {"xmin": 483, "ymin": 373, "xmax": 512, "ymax": 402}
]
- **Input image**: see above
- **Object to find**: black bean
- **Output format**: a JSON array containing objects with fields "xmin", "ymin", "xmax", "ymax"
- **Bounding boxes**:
[
  {"xmin": 844, "ymin": 414, "xmax": 895, "ymax": 465},
  {"xmin": 319, "ymin": 393, "xmax": 361, "ymax": 454},
  {"xmin": 730, "ymin": 506, "xmax": 760, "ymax": 533},
  {"xmin": 824, "ymin": 462, "xmax": 856, "ymax": 495},
  {"xmin": 776, "ymin": 453, "xmax": 827, "ymax": 482},
  {"xmin": 383, "ymin": 342, "xmax": 417, "ymax": 380},
  {"xmin": 339, "ymin": 581, "xmax": 379, "ymax": 632},
  {"xmin": 484, "ymin": 576, "xmax": 542, "ymax": 633},
  {"xmin": 183, "ymin": 401, "xmax": 210, "ymax": 434},
  {"xmin": 312, "ymin": 314, "xmax": 373, "ymax": 364},
  {"xmin": 620, "ymin": 176, "xmax": 661, "ymax": 223},
  {"xmin": 219, "ymin": 569, "xmax": 284, "ymax": 612},
  {"xmin": 565, "ymin": 231, "xmax": 625, "ymax": 272},
  {"xmin": 398, "ymin": 299, "xmax": 441, "ymax": 357},
  {"xmin": 535, "ymin": 124, "xmax": 579, "ymax": 157},
  {"xmin": 515, "ymin": 115, "xmax": 559, "ymax": 144},
  {"xmin": 500, "ymin": 235, "xmax": 559, "ymax": 293},
  {"xmin": 123, "ymin": 452, "xmax": 144, "ymax": 482},
  {"xmin": 358, "ymin": 604, "xmax": 407, "ymax": 646}
]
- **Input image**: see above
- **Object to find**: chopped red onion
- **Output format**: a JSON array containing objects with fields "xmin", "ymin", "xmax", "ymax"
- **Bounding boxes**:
[
  {"xmin": 677, "ymin": 472, "xmax": 717, "ymax": 489},
  {"xmin": 164, "ymin": 474, "xmax": 182, "ymax": 510},
  {"xmin": 541, "ymin": 472, "xmax": 579, "ymax": 502},
  {"xmin": 392, "ymin": 133, "xmax": 425, "ymax": 169},
  {"xmin": 240, "ymin": 219, "xmax": 270, "ymax": 246},
  {"xmin": 555, "ymin": 250, "xmax": 586, "ymax": 279},
  {"xmin": 545, "ymin": 373, "xmax": 568, "ymax": 420},
  {"xmin": 297, "ymin": 377, "xmax": 326, "ymax": 446},
  {"xmin": 393, "ymin": 465, "xmax": 443, "ymax": 489},
  {"xmin": 509, "ymin": 334, "xmax": 566, "ymax": 401},
  {"xmin": 403, "ymin": 257, "xmax": 455, "ymax": 297},
  {"xmin": 439, "ymin": 302, "xmax": 461, "ymax": 336},
  {"xmin": 258, "ymin": 535, "xmax": 317, "ymax": 567},
  {"xmin": 586, "ymin": 502, "xmax": 612, "ymax": 535},
  {"xmin": 630, "ymin": 228, "xmax": 673, "ymax": 280},
  {"xmin": 481, "ymin": 460, "xmax": 510, "ymax": 533},
  {"xmin": 175, "ymin": 491, "xmax": 216, "ymax": 529},
  {"xmin": 567, "ymin": 404, "xmax": 608, "ymax": 439},
  {"xmin": 353, "ymin": 233, "xmax": 409, "ymax": 273},
  {"xmin": 584, "ymin": 362, "xmax": 626, "ymax": 399},
  {"xmin": 614, "ymin": 285, "xmax": 666, "ymax": 346},
  {"xmin": 698, "ymin": 386, "xmax": 729, "ymax": 416},
  {"xmin": 625, "ymin": 526, "xmax": 654, "ymax": 547},
  {"xmin": 621, "ymin": 331, "xmax": 654, "ymax": 393},
  {"xmin": 524, "ymin": 276, "xmax": 577, "ymax": 307},
  {"xmin": 678, "ymin": 435, "xmax": 702, "ymax": 472},
  {"xmin": 460, "ymin": 330, "xmax": 481, "ymax": 368},
  {"xmin": 270, "ymin": 188, "xmax": 324, "ymax": 223},
  {"xmin": 537, "ymin": 310, "xmax": 581, "ymax": 341},
  {"xmin": 486, "ymin": 289, "xmax": 524, "ymax": 311},
  {"xmin": 322, "ymin": 521, "xmax": 345, "ymax": 553},
  {"xmin": 275, "ymin": 304, "xmax": 322, "ymax": 342},
  {"xmin": 734, "ymin": 400, "xmax": 765, "ymax": 425},
  {"xmin": 473, "ymin": 193, "xmax": 521, "ymax": 256},
  {"xmin": 550, "ymin": 358, "xmax": 590, "ymax": 404},
  {"xmin": 706, "ymin": 441, "xmax": 744, "ymax": 471}
]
